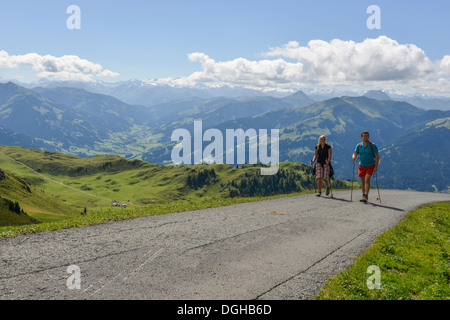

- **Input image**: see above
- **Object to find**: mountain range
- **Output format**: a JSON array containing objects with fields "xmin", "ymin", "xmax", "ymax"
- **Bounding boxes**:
[
  {"xmin": 141, "ymin": 94, "xmax": 450, "ymax": 192},
  {"xmin": 18, "ymin": 79, "xmax": 450, "ymax": 111},
  {"xmin": 0, "ymin": 81, "xmax": 449, "ymax": 192},
  {"xmin": 0, "ymin": 82, "xmax": 103, "ymax": 148}
]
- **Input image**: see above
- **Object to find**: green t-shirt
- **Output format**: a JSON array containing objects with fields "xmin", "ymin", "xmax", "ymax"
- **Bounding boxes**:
[{"xmin": 354, "ymin": 142, "xmax": 378, "ymax": 167}]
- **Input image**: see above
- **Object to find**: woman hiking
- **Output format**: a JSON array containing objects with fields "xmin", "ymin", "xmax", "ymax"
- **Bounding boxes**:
[{"xmin": 310, "ymin": 135, "xmax": 332, "ymax": 197}]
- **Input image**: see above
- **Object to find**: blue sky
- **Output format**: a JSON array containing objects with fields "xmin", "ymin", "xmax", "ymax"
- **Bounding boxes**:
[{"xmin": 1, "ymin": 0, "xmax": 450, "ymax": 95}]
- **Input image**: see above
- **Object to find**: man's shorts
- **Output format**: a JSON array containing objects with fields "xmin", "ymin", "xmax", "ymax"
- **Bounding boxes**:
[
  {"xmin": 358, "ymin": 164, "xmax": 374, "ymax": 178},
  {"xmin": 316, "ymin": 163, "xmax": 330, "ymax": 180}
]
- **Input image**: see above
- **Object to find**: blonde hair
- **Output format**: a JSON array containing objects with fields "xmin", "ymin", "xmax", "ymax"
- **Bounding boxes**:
[{"xmin": 316, "ymin": 135, "xmax": 326, "ymax": 150}]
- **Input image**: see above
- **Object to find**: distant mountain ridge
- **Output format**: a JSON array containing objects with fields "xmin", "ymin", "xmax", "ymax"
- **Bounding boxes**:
[
  {"xmin": 381, "ymin": 121, "xmax": 450, "ymax": 192},
  {"xmin": 0, "ymin": 81, "xmax": 448, "ymax": 192},
  {"xmin": 363, "ymin": 90, "xmax": 392, "ymax": 101},
  {"xmin": 141, "ymin": 95, "xmax": 450, "ymax": 192},
  {"xmin": 32, "ymin": 86, "xmax": 157, "ymax": 127},
  {"xmin": 0, "ymin": 82, "xmax": 104, "ymax": 148},
  {"xmin": 20, "ymin": 79, "xmax": 282, "ymax": 106},
  {"xmin": 15, "ymin": 79, "xmax": 450, "ymax": 110},
  {"xmin": 0, "ymin": 125, "xmax": 47, "ymax": 149}
]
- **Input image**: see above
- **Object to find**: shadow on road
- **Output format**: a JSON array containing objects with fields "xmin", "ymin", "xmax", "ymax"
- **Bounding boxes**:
[
  {"xmin": 320, "ymin": 196, "xmax": 351, "ymax": 203},
  {"xmin": 366, "ymin": 202, "xmax": 404, "ymax": 212},
  {"xmin": 321, "ymin": 196, "xmax": 405, "ymax": 212}
]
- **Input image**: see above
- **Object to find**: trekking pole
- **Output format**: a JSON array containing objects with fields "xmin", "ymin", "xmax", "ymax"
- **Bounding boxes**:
[
  {"xmin": 351, "ymin": 159, "xmax": 355, "ymax": 202},
  {"xmin": 312, "ymin": 163, "xmax": 316, "ymax": 193},
  {"xmin": 329, "ymin": 176, "xmax": 333, "ymax": 198},
  {"xmin": 328, "ymin": 162, "xmax": 333, "ymax": 198},
  {"xmin": 375, "ymin": 170, "xmax": 381, "ymax": 204}
]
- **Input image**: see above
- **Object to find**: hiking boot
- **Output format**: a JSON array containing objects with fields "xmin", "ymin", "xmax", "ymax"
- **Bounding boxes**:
[
  {"xmin": 326, "ymin": 187, "xmax": 330, "ymax": 196},
  {"xmin": 360, "ymin": 194, "xmax": 367, "ymax": 202},
  {"xmin": 316, "ymin": 191, "xmax": 322, "ymax": 197}
]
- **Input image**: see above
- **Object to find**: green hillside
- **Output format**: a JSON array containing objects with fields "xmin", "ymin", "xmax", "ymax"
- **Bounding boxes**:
[
  {"xmin": 0, "ymin": 167, "xmax": 79, "ymax": 225},
  {"xmin": 380, "ymin": 119, "xmax": 450, "ymax": 192},
  {"xmin": 0, "ymin": 145, "xmax": 152, "ymax": 176},
  {"xmin": 0, "ymin": 196, "xmax": 39, "ymax": 226},
  {"xmin": 0, "ymin": 145, "xmax": 351, "ymax": 228}
]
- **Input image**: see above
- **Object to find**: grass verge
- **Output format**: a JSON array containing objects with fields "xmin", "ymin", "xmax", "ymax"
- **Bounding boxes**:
[{"xmin": 315, "ymin": 202, "xmax": 450, "ymax": 300}]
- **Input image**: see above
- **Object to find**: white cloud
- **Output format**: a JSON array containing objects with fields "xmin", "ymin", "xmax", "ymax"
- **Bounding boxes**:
[
  {"xmin": 3, "ymin": 36, "xmax": 450, "ymax": 95},
  {"xmin": 265, "ymin": 36, "xmax": 434, "ymax": 83},
  {"xmin": 36, "ymin": 71, "xmax": 95, "ymax": 82},
  {"xmin": 438, "ymin": 55, "xmax": 450, "ymax": 76},
  {"xmin": 408, "ymin": 78, "xmax": 450, "ymax": 95},
  {"xmin": 0, "ymin": 50, "xmax": 119, "ymax": 82},
  {"xmin": 186, "ymin": 52, "xmax": 306, "ymax": 87},
  {"xmin": 175, "ymin": 36, "xmax": 450, "ymax": 95}
]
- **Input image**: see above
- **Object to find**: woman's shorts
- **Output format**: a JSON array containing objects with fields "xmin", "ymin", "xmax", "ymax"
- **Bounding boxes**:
[
  {"xmin": 358, "ymin": 164, "xmax": 375, "ymax": 177},
  {"xmin": 316, "ymin": 163, "xmax": 330, "ymax": 180}
]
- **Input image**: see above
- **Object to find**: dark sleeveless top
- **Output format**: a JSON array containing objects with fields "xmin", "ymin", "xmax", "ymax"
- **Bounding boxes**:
[{"xmin": 315, "ymin": 143, "xmax": 331, "ymax": 164}]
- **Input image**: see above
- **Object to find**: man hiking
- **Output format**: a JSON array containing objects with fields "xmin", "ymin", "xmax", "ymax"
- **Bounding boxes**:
[{"xmin": 352, "ymin": 131, "xmax": 379, "ymax": 202}]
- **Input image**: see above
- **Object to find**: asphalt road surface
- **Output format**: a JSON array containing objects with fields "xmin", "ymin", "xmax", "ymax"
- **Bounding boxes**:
[{"xmin": 1, "ymin": 190, "xmax": 449, "ymax": 300}]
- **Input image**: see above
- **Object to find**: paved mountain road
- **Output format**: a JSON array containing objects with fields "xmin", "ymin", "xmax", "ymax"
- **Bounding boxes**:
[{"xmin": 1, "ymin": 190, "xmax": 449, "ymax": 300}]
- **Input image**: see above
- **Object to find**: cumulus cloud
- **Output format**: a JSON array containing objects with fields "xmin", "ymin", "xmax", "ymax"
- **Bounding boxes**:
[
  {"xmin": 178, "ymin": 36, "xmax": 450, "ymax": 94},
  {"xmin": 264, "ymin": 36, "xmax": 434, "ymax": 82},
  {"xmin": 186, "ymin": 52, "xmax": 306, "ymax": 87},
  {"xmin": 438, "ymin": 55, "xmax": 450, "ymax": 76},
  {"xmin": 0, "ymin": 50, "xmax": 119, "ymax": 82},
  {"xmin": 4, "ymin": 36, "xmax": 450, "ymax": 95}
]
